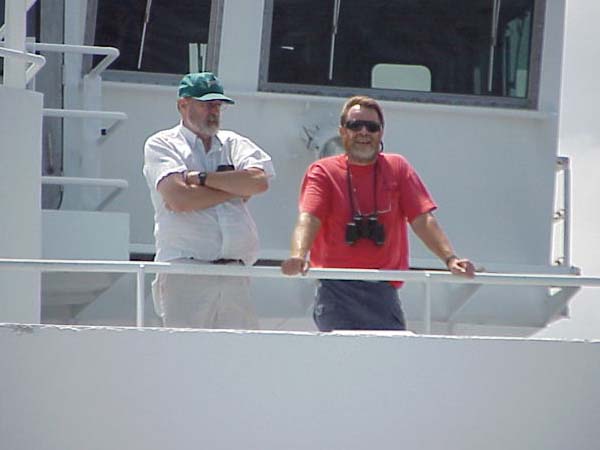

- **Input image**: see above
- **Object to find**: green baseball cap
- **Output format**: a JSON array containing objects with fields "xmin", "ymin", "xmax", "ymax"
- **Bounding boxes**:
[{"xmin": 178, "ymin": 72, "xmax": 235, "ymax": 104}]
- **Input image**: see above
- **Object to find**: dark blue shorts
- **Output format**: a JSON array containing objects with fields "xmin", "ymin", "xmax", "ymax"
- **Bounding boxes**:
[{"xmin": 313, "ymin": 280, "xmax": 406, "ymax": 331}]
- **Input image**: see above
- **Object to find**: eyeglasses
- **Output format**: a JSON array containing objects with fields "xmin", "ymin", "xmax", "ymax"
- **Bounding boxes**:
[{"xmin": 344, "ymin": 120, "xmax": 382, "ymax": 133}]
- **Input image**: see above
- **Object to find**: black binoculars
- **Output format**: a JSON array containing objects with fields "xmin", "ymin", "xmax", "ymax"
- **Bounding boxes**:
[{"xmin": 345, "ymin": 214, "xmax": 385, "ymax": 246}]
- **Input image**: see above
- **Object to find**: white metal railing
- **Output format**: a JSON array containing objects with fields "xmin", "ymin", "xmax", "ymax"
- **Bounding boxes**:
[
  {"xmin": 42, "ymin": 176, "xmax": 128, "ymax": 211},
  {"xmin": 554, "ymin": 156, "xmax": 572, "ymax": 266},
  {"xmin": 43, "ymin": 108, "xmax": 128, "ymax": 138},
  {"xmin": 0, "ymin": 46, "xmax": 46, "ymax": 84},
  {"xmin": 24, "ymin": 42, "xmax": 128, "ymax": 135},
  {"xmin": 1, "ymin": 258, "xmax": 598, "ymax": 331},
  {"xmin": 25, "ymin": 42, "xmax": 119, "ymax": 79},
  {"xmin": 0, "ymin": 0, "xmax": 37, "ymax": 41}
]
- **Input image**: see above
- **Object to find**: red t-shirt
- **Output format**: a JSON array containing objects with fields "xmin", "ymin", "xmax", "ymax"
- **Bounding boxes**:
[{"xmin": 300, "ymin": 153, "xmax": 436, "ymax": 286}]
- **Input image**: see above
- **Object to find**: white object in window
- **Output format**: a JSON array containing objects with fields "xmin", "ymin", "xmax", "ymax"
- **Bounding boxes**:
[{"xmin": 371, "ymin": 63, "xmax": 432, "ymax": 92}]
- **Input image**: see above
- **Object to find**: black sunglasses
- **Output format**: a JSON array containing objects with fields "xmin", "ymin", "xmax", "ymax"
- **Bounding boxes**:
[{"xmin": 344, "ymin": 120, "xmax": 382, "ymax": 133}]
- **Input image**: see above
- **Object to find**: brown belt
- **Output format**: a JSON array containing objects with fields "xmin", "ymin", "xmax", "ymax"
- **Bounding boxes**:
[{"xmin": 211, "ymin": 258, "xmax": 243, "ymax": 265}]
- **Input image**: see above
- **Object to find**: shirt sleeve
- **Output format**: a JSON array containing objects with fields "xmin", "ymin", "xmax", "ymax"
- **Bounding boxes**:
[
  {"xmin": 299, "ymin": 163, "xmax": 331, "ymax": 222},
  {"xmin": 229, "ymin": 136, "xmax": 276, "ymax": 179},
  {"xmin": 143, "ymin": 134, "xmax": 187, "ymax": 189},
  {"xmin": 398, "ymin": 158, "xmax": 437, "ymax": 222}
]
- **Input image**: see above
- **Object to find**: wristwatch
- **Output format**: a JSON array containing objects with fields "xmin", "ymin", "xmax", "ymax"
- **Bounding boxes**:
[{"xmin": 198, "ymin": 171, "xmax": 208, "ymax": 186}]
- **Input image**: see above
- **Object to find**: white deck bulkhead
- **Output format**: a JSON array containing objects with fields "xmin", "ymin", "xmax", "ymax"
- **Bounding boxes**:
[{"xmin": 1, "ymin": 323, "xmax": 599, "ymax": 450}]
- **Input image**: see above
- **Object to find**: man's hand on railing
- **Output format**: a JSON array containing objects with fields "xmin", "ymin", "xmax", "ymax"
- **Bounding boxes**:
[
  {"xmin": 446, "ymin": 256, "xmax": 476, "ymax": 278},
  {"xmin": 281, "ymin": 257, "xmax": 310, "ymax": 276}
]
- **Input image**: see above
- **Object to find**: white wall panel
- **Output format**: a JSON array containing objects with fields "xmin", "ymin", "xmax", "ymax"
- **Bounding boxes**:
[{"xmin": 1, "ymin": 324, "xmax": 598, "ymax": 450}]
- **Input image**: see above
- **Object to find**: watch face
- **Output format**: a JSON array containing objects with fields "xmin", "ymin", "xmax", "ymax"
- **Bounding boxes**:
[{"xmin": 199, "ymin": 172, "xmax": 208, "ymax": 186}]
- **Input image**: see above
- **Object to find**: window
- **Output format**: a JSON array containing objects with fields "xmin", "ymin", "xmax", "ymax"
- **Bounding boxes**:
[
  {"xmin": 260, "ymin": 0, "xmax": 543, "ymax": 108},
  {"xmin": 93, "ymin": 0, "xmax": 221, "ymax": 82}
]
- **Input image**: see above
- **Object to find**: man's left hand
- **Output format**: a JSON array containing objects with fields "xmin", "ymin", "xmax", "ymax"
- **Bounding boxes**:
[{"xmin": 447, "ymin": 257, "xmax": 476, "ymax": 278}]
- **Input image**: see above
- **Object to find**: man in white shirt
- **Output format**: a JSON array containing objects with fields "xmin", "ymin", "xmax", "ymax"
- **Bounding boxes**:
[{"xmin": 143, "ymin": 72, "xmax": 275, "ymax": 329}]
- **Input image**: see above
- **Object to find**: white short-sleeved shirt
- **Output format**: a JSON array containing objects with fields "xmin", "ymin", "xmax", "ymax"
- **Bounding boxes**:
[{"xmin": 143, "ymin": 123, "xmax": 275, "ymax": 265}]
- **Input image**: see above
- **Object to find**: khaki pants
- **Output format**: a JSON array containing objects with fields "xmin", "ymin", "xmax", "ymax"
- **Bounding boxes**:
[{"xmin": 152, "ymin": 259, "xmax": 259, "ymax": 329}]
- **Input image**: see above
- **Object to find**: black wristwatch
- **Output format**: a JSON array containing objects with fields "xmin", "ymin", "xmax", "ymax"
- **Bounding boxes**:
[{"xmin": 198, "ymin": 171, "xmax": 208, "ymax": 186}]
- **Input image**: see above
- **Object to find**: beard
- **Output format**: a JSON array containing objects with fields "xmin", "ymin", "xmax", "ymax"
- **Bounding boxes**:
[
  {"xmin": 346, "ymin": 141, "xmax": 379, "ymax": 163},
  {"xmin": 197, "ymin": 115, "xmax": 220, "ymax": 136}
]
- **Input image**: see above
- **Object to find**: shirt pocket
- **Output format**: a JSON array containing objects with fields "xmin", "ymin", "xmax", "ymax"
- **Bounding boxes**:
[{"xmin": 379, "ymin": 180, "xmax": 399, "ymax": 215}]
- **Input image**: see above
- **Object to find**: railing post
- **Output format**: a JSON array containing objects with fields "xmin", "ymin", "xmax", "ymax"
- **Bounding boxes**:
[
  {"xmin": 136, "ymin": 265, "xmax": 145, "ymax": 327},
  {"xmin": 423, "ymin": 274, "xmax": 432, "ymax": 334},
  {"xmin": 562, "ymin": 157, "xmax": 572, "ymax": 267},
  {"xmin": 4, "ymin": 0, "xmax": 27, "ymax": 88}
]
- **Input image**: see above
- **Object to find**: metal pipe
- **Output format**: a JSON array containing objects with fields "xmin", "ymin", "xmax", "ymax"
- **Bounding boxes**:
[
  {"xmin": 487, "ymin": 0, "xmax": 502, "ymax": 92},
  {"xmin": 43, "ymin": 108, "xmax": 127, "ymax": 121},
  {"xmin": 42, "ymin": 176, "xmax": 128, "ymax": 189},
  {"xmin": 328, "ymin": 0, "xmax": 342, "ymax": 81},
  {"xmin": 136, "ymin": 265, "xmax": 145, "ymax": 327},
  {"xmin": 561, "ymin": 157, "xmax": 572, "ymax": 267},
  {"xmin": 0, "ymin": 46, "xmax": 46, "ymax": 84},
  {"xmin": 3, "ymin": 0, "xmax": 28, "ymax": 88},
  {"xmin": 137, "ymin": 0, "xmax": 153, "ymax": 69},
  {"xmin": 42, "ymin": 176, "xmax": 128, "ymax": 210},
  {"xmin": 0, "ymin": 258, "xmax": 599, "ymax": 288},
  {"xmin": 0, "ymin": 0, "xmax": 37, "ymax": 41},
  {"xmin": 25, "ymin": 42, "xmax": 119, "ymax": 78},
  {"xmin": 423, "ymin": 276, "xmax": 432, "ymax": 334}
]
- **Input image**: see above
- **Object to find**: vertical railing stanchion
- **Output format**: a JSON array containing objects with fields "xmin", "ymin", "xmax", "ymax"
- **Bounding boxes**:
[
  {"xmin": 423, "ymin": 274, "xmax": 432, "ymax": 334},
  {"xmin": 136, "ymin": 265, "xmax": 145, "ymax": 327},
  {"xmin": 563, "ymin": 157, "xmax": 572, "ymax": 267}
]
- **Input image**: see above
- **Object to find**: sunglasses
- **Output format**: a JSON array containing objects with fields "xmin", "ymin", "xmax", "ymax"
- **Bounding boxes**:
[{"xmin": 344, "ymin": 120, "xmax": 382, "ymax": 133}]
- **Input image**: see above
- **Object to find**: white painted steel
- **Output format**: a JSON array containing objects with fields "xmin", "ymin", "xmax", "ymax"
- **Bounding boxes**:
[
  {"xmin": 42, "ymin": 108, "xmax": 128, "ymax": 139},
  {"xmin": 42, "ymin": 176, "xmax": 128, "ymax": 189},
  {"xmin": 0, "ymin": 83, "xmax": 43, "ymax": 323},
  {"xmin": 2, "ymin": 323, "xmax": 599, "ymax": 450},
  {"xmin": 0, "ymin": 0, "xmax": 37, "ymax": 41},
  {"xmin": 136, "ymin": 266, "xmax": 145, "ymax": 327},
  {"xmin": 1, "ymin": 258, "xmax": 599, "ymax": 331},
  {"xmin": 25, "ymin": 42, "xmax": 120, "ymax": 78},
  {"xmin": 0, "ymin": 47, "xmax": 46, "ymax": 84},
  {"xmin": 2, "ymin": 258, "xmax": 599, "ymax": 287},
  {"xmin": 42, "ymin": 176, "xmax": 128, "ymax": 210},
  {"xmin": 561, "ymin": 157, "xmax": 572, "ymax": 266},
  {"xmin": 43, "ymin": 108, "xmax": 127, "ymax": 121},
  {"xmin": 3, "ymin": 0, "xmax": 27, "ymax": 88},
  {"xmin": 424, "ymin": 274, "xmax": 432, "ymax": 334}
]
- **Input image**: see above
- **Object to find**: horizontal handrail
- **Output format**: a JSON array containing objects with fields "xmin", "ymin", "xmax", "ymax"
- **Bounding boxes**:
[
  {"xmin": 2, "ymin": 258, "xmax": 595, "ymax": 329},
  {"xmin": 41, "ymin": 176, "xmax": 128, "ymax": 211},
  {"xmin": 25, "ymin": 42, "xmax": 119, "ymax": 78},
  {"xmin": 0, "ymin": 46, "xmax": 46, "ymax": 83},
  {"xmin": 43, "ymin": 108, "xmax": 128, "ymax": 138},
  {"xmin": 43, "ymin": 108, "xmax": 128, "ymax": 121},
  {"xmin": 42, "ymin": 176, "xmax": 128, "ymax": 189},
  {"xmin": 1, "ymin": 258, "xmax": 598, "ymax": 287}
]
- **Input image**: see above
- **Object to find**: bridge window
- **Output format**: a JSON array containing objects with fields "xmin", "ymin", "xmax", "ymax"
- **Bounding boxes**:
[
  {"xmin": 93, "ymin": 0, "xmax": 221, "ymax": 83},
  {"xmin": 260, "ymin": 0, "xmax": 543, "ymax": 108}
]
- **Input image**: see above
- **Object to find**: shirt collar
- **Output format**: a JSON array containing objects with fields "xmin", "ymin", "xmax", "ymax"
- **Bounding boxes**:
[{"xmin": 179, "ymin": 122, "xmax": 223, "ymax": 152}]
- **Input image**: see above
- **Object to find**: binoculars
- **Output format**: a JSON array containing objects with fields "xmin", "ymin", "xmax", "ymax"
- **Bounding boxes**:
[{"xmin": 345, "ymin": 214, "xmax": 385, "ymax": 246}]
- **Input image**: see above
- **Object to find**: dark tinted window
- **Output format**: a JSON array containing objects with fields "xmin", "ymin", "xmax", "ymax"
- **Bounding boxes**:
[
  {"xmin": 265, "ymin": 0, "xmax": 536, "ymax": 100},
  {"xmin": 94, "ymin": 0, "xmax": 212, "ymax": 74}
]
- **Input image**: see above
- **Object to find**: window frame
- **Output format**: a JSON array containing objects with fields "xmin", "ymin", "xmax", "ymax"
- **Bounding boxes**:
[
  {"xmin": 258, "ymin": 0, "xmax": 546, "ymax": 109},
  {"xmin": 100, "ymin": 0, "xmax": 224, "ymax": 85}
]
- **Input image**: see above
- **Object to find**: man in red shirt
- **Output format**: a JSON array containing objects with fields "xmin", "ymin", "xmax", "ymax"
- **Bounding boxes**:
[{"xmin": 281, "ymin": 96, "xmax": 475, "ymax": 331}]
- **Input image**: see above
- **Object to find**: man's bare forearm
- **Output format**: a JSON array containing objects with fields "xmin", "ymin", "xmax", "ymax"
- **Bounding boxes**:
[
  {"xmin": 410, "ymin": 212, "xmax": 476, "ymax": 277},
  {"xmin": 290, "ymin": 212, "xmax": 321, "ymax": 259},
  {"xmin": 158, "ymin": 172, "xmax": 238, "ymax": 212},
  {"xmin": 410, "ymin": 212, "xmax": 455, "ymax": 263},
  {"xmin": 187, "ymin": 168, "xmax": 268, "ymax": 197},
  {"xmin": 281, "ymin": 212, "xmax": 322, "ymax": 276}
]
